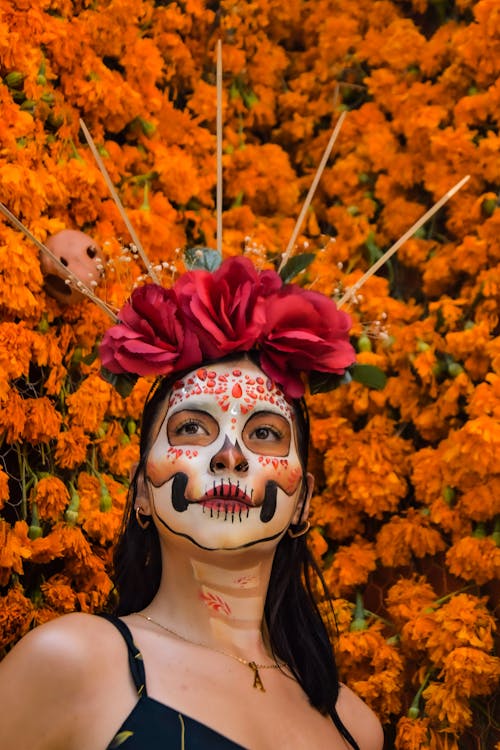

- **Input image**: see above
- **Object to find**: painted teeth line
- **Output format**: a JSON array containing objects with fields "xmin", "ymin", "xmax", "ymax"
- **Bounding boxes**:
[{"xmin": 202, "ymin": 500, "xmax": 248, "ymax": 523}]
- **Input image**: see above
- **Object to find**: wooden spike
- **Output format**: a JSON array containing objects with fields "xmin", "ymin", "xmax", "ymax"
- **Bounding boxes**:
[
  {"xmin": 79, "ymin": 119, "xmax": 160, "ymax": 284},
  {"xmin": 0, "ymin": 202, "xmax": 118, "ymax": 321},
  {"xmin": 278, "ymin": 111, "xmax": 346, "ymax": 273},
  {"xmin": 216, "ymin": 39, "xmax": 223, "ymax": 257},
  {"xmin": 337, "ymin": 175, "xmax": 470, "ymax": 309}
]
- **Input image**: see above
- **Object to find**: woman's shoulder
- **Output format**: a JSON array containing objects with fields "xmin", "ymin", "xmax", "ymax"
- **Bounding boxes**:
[
  {"xmin": 336, "ymin": 683, "xmax": 385, "ymax": 750},
  {"xmin": 2, "ymin": 612, "xmax": 122, "ymax": 671},
  {"xmin": 0, "ymin": 613, "xmax": 128, "ymax": 750}
]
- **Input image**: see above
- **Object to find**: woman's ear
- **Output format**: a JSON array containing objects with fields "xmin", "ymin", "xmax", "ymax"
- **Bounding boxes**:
[
  {"xmin": 291, "ymin": 472, "xmax": 314, "ymax": 525},
  {"xmin": 134, "ymin": 464, "xmax": 153, "ymax": 515}
]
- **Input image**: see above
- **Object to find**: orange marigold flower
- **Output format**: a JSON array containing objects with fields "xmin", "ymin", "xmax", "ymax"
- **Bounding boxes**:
[
  {"xmin": 376, "ymin": 509, "xmax": 446, "ymax": 567},
  {"xmin": 457, "ymin": 480, "xmax": 500, "ymax": 522},
  {"xmin": 423, "ymin": 682, "xmax": 472, "ymax": 732},
  {"xmin": 0, "ymin": 388, "xmax": 26, "ymax": 443},
  {"xmin": 428, "ymin": 498, "xmax": 471, "ymax": 539},
  {"xmin": 33, "ymin": 475, "xmax": 70, "ymax": 522},
  {"xmin": 385, "ymin": 575, "xmax": 437, "ymax": 627},
  {"xmin": 324, "ymin": 415, "xmax": 411, "ymax": 518},
  {"xmin": 82, "ymin": 509, "xmax": 123, "ymax": 546},
  {"xmin": 30, "ymin": 530, "xmax": 64, "ymax": 564},
  {"xmin": 467, "ymin": 373, "xmax": 500, "ymax": 420},
  {"xmin": 445, "ymin": 322, "xmax": 491, "ymax": 380},
  {"xmin": 325, "ymin": 538, "xmax": 377, "ymax": 597},
  {"xmin": 440, "ymin": 647, "xmax": 500, "ymax": 698},
  {"xmin": 411, "ymin": 447, "xmax": 448, "ymax": 505},
  {"xmin": 0, "ymin": 466, "xmax": 9, "ymax": 510},
  {"xmin": 442, "ymin": 416, "xmax": 500, "ymax": 481},
  {"xmin": 66, "ymin": 373, "xmax": 112, "ymax": 433},
  {"xmin": 0, "ymin": 583, "xmax": 34, "ymax": 650},
  {"xmin": 0, "ymin": 520, "xmax": 31, "ymax": 586},
  {"xmin": 336, "ymin": 624, "xmax": 404, "ymax": 720},
  {"xmin": 55, "ymin": 426, "xmax": 89, "ymax": 469},
  {"xmin": 31, "ymin": 330, "xmax": 63, "ymax": 369},
  {"xmin": 330, "ymin": 598, "xmax": 354, "ymax": 635},
  {"xmin": 0, "ymin": 321, "xmax": 34, "ymax": 381},
  {"xmin": 104, "ymin": 433, "xmax": 139, "ymax": 477},
  {"xmin": 76, "ymin": 470, "xmax": 126, "ymax": 545},
  {"xmin": 308, "ymin": 527, "xmax": 328, "ymax": 562},
  {"xmin": 52, "ymin": 524, "xmax": 95, "ymax": 570},
  {"xmin": 401, "ymin": 613, "xmax": 440, "ymax": 656},
  {"xmin": 22, "ymin": 397, "xmax": 62, "ymax": 443},
  {"xmin": 446, "ymin": 536, "xmax": 500, "ymax": 585},
  {"xmin": 107, "ymin": 376, "xmax": 151, "ymax": 420},
  {"xmin": 426, "ymin": 594, "xmax": 496, "ymax": 665},
  {"xmin": 44, "ymin": 362, "xmax": 68, "ymax": 397},
  {"xmin": 324, "ymin": 502, "xmax": 364, "ymax": 542},
  {"xmin": 40, "ymin": 573, "xmax": 77, "ymax": 614},
  {"xmin": 395, "ymin": 716, "xmax": 431, "ymax": 750}
]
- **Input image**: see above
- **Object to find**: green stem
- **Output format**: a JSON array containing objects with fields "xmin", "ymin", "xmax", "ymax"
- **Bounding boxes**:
[
  {"xmin": 408, "ymin": 668, "xmax": 435, "ymax": 718},
  {"xmin": 432, "ymin": 585, "xmax": 475, "ymax": 608},
  {"xmin": 16, "ymin": 443, "xmax": 28, "ymax": 520}
]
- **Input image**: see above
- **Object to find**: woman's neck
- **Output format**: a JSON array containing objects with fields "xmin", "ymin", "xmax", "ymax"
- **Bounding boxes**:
[{"xmin": 143, "ymin": 544, "xmax": 275, "ymax": 661}]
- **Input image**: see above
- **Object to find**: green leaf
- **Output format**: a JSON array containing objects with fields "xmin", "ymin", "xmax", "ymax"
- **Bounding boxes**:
[
  {"xmin": 109, "ymin": 731, "xmax": 134, "ymax": 748},
  {"xmin": 184, "ymin": 246, "xmax": 222, "ymax": 272},
  {"xmin": 100, "ymin": 367, "xmax": 138, "ymax": 397},
  {"xmin": 351, "ymin": 363, "xmax": 387, "ymax": 390},
  {"xmin": 364, "ymin": 231, "xmax": 382, "ymax": 264},
  {"xmin": 81, "ymin": 345, "xmax": 99, "ymax": 365},
  {"xmin": 279, "ymin": 253, "xmax": 316, "ymax": 283},
  {"xmin": 308, "ymin": 370, "xmax": 352, "ymax": 395}
]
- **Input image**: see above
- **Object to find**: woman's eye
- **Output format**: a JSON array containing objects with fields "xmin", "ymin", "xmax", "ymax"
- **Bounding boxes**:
[
  {"xmin": 252, "ymin": 425, "xmax": 282, "ymax": 441},
  {"xmin": 177, "ymin": 421, "xmax": 205, "ymax": 436},
  {"xmin": 167, "ymin": 410, "xmax": 219, "ymax": 445}
]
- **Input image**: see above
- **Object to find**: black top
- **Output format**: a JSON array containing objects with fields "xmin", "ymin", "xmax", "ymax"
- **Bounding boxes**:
[{"xmin": 102, "ymin": 615, "xmax": 247, "ymax": 750}]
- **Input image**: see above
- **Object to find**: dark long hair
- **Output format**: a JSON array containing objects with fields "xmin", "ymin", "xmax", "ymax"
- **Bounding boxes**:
[{"xmin": 113, "ymin": 358, "xmax": 360, "ymax": 750}]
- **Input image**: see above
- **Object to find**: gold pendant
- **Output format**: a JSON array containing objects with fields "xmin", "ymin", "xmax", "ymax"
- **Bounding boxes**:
[{"xmin": 248, "ymin": 661, "xmax": 265, "ymax": 691}]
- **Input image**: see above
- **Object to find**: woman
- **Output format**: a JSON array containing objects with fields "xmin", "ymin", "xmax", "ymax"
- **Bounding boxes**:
[{"xmin": 0, "ymin": 259, "xmax": 384, "ymax": 749}]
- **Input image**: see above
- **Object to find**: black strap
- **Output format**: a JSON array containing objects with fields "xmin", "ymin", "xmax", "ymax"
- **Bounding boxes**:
[{"xmin": 100, "ymin": 614, "xmax": 147, "ymax": 697}]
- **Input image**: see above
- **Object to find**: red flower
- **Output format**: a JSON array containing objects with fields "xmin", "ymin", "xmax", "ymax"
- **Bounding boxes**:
[
  {"xmin": 99, "ymin": 284, "xmax": 201, "ymax": 377},
  {"xmin": 259, "ymin": 286, "xmax": 355, "ymax": 398},
  {"xmin": 175, "ymin": 257, "xmax": 281, "ymax": 359}
]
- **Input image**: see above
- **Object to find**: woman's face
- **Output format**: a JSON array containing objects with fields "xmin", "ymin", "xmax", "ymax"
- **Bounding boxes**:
[{"xmin": 144, "ymin": 358, "xmax": 306, "ymax": 551}]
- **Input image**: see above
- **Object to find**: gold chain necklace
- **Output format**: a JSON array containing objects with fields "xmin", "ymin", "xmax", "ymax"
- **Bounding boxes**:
[{"xmin": 136, "ymin": 612, "xmax": 281, "ymax": 691}]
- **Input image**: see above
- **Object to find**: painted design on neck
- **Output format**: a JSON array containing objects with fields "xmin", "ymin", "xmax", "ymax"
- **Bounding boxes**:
[{"xmin": 191, "ymin": 560, "xmax": 261, "ymax": 590}]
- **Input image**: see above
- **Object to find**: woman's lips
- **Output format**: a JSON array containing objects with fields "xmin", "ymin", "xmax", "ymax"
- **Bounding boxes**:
[{"xmin": 200, "ymin": 482, "xmax": 253, "ymax": 512}]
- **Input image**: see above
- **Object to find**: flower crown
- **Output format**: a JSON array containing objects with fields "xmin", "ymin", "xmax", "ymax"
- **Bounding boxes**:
[
  {"xmin": 0, "ymin": 47, "xmax": 468, "ymax": 404},
  {"xmin": 99, "ymin": 255, "xmax": 355, "ymax": 400}
]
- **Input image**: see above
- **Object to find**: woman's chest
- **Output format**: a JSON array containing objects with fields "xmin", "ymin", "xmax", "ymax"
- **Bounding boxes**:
[{"xmin": 142, "ymin": 647, "xmax": 348, "ymax": 750}]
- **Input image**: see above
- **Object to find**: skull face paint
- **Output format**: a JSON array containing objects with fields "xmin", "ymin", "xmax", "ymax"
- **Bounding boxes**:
[{"xmin": 146, "ymin": 359, "xmax": 304, "ymax": 551}]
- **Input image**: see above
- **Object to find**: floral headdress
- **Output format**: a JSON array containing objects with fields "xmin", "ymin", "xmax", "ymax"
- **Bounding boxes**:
[
  {"xmin": 99, "ymin": 255, "xmax": 355, "ymax": 400},
  {"xmin": 0, "ymin": 47, "xmax": 468, "ymax": 404}
]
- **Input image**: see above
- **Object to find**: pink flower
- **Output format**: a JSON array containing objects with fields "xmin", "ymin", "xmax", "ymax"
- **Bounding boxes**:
[
  {"xmin": 259, "ymin": 286, "xmax": 355, "ymax": 398},
  {"xmin": 175, "ymin": 257, "xmax": 281, "ymax": 358},
  {"xmin": 99, "ymin": 284, "xmax": 201, "ymax": 377}
]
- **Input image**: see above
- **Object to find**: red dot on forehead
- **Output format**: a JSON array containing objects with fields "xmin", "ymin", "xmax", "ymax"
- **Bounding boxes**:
[
  {"xmin": 232, "ymin": 369, "xmax": 242, "ymax": 376},
  {"xmin": 232, "ymin": 383, "xmax": 243, "ymax": 398}
]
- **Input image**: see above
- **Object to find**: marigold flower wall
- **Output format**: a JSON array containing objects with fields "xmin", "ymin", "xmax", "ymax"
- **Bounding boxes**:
[{"xmin": 0, "ymin": 0, "xmax": 499, "ymax": 746}]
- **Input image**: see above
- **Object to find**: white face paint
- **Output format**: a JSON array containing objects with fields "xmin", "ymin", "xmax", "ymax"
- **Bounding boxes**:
[{"xmin": 146, "ymin": 359, "xmax": 305, "ymax": 551}]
